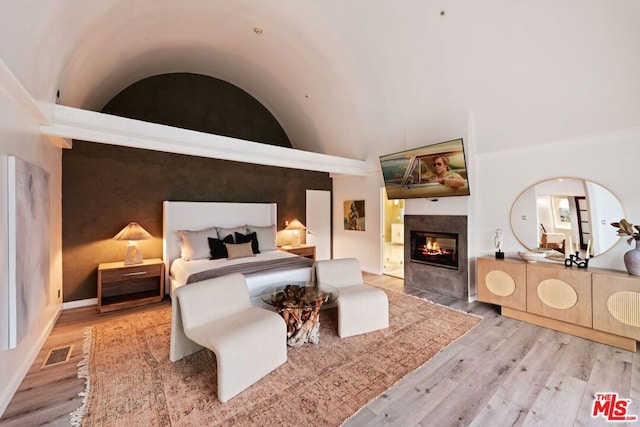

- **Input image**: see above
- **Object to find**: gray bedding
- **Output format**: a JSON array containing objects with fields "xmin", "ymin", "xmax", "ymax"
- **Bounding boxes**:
[{"xmin": 186, "ymin": 256, "xmax": 314, "ymax": 284}]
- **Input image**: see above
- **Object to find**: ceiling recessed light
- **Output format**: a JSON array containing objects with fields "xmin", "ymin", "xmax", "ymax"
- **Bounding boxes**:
[{"xmin": 254, "ymin": 27, "xmax": 263, "ymax": 34}]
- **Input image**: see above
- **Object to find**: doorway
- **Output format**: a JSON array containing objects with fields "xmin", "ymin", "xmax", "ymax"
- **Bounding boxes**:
[{"xmin": 382, "ymin": 188, "xmax": 404, "ymax": 278}]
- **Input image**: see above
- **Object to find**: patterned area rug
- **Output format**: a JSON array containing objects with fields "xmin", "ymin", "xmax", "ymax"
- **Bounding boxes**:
[{"xmin": 75, "ymin": 288, "xmax": 481, "ymax": 426}]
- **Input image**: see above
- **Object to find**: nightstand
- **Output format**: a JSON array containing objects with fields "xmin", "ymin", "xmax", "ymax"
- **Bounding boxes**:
[
  {"xmin": 97, "ymin": 258, "xmax": 165, "ymax": 313},
  {"xmin": 280, "ymin": 244, "xmax": 316, "ymax": 260}
]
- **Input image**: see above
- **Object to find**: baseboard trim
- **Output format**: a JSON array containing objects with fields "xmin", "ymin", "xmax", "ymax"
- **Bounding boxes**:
[
  {"xmin": 0, "ymin": 304, "xmax": 62, "ymax": 417},
  {"xmin": 63, "ymin": 298, "xmax": 97, "ymax": 310}
]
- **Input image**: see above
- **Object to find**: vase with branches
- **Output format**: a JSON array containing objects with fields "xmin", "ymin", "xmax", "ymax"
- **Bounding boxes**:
[{"xmin": 611, "ymin": 218, "xmax": 640, "ymax": 275}]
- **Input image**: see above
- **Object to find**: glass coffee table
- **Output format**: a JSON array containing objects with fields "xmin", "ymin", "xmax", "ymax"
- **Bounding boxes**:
[{"xmin": 261, "ymin": 282, "xmax": 339, "ymax": 347}]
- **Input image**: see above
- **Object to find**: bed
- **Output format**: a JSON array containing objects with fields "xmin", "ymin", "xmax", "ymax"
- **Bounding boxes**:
[{"xmin": 163, "ymin": 201, "xmax": 314, "ymax": 299}]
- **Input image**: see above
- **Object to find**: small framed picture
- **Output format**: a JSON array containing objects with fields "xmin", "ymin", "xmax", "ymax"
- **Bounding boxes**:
[{"xmin": 344, "ymin": 200, "xmax": 365, "ymax": 231}]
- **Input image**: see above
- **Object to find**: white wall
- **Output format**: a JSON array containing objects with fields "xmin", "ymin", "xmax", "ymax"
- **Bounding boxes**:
[
  {"xmin": 0, "ymin": 90, "xmax": 63, "ymax": 414},
  {"xmin": 0, "ymin": 1, "xmax": 66, "ymax": 412},
  {"xmin": 473, "ymin": 128, "xmax": 640, "ymax": 273},
  {"xmin": 332, "ymin": 173, "xmax": 384, "ymax": 274}
]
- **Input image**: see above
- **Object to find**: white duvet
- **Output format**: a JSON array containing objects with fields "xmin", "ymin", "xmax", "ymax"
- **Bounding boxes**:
[{"xmin": 169, "ymin": 249, "xmax": 313, "ymax": 298}]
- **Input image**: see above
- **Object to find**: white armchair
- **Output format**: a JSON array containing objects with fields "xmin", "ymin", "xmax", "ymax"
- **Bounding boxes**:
[
  {"xmin": 315, "ymin": 258, "xmax": 389, "ymax": 338},
  {"xmin": 169, "ymin": 273, "xmax": 287, "ymax": 403}
]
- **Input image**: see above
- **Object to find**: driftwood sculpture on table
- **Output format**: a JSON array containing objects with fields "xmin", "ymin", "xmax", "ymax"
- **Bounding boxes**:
[{"xmin": 272, "ymin": 285, "xmax": 328, "ymax": 347}]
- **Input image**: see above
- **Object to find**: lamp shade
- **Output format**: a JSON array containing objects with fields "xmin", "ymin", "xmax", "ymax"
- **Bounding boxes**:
[
  {"xmin": 285, "ymin": 219, "xmax": 306, "ymax": 230},
  {"xmin": 285, "ymin": 219, "xmax": 305, "ymax": 247},
  {"xmin": 113, "ymin": 222, "xmax": 153, "ymax": 241}
]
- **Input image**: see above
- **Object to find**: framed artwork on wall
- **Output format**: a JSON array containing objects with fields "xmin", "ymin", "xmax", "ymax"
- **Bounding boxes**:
[
  {"xmin": 344, "ymin": 200, "xmax": 366, "ymax": 231},
  {"xmin": 1, "ymin": 156, "xmax": 50, "ymax": 349}
]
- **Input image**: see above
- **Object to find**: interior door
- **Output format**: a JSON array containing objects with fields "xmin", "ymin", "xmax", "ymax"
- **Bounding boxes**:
[{"xmin": 306, "ymin": 189, "xmax": 331, "ymax": 260}]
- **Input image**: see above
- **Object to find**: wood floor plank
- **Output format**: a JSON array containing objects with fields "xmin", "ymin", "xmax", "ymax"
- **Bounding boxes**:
[
  {"xmin": 344, "ymin": 407, "xmax": 378, "ymax": 426},
  {"xmin": 367, "ymin": 377, "xmax": 460, "ymax": 426},
  {"xmin": 494, "ymin": 328, "xmax": 571, "ymax": 409},
  {"xmin": 554, "ymin": 334, "xmax": 601, "ymax": 382},
  {"xmin": 413, "ymin": 322, "xmax": 545, "ymax": 425},
  {"xmin": 468, "ymin": 395, "xmax": 526, "ymax": 427},
  {"xmin": 522, "ymin": 370, "xmax": 586, "ymax": 427}
]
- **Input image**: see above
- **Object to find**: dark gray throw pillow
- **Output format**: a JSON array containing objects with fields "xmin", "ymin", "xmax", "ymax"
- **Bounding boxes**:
[
  {"xmin": 235, "ymin": 231, "xmax": 260, "ymax": 254},
  {"xmin": 208, "ymin": 234, "xmax": 234, "ymax": 259}
]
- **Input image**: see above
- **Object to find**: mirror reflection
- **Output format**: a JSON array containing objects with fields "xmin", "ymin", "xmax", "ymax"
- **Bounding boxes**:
[{"xmin": 510, "ymin": 178, "xmax": 624, "ymax": 257}]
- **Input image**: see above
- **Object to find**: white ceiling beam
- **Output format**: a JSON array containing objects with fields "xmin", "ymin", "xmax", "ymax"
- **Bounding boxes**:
[
  {"xmin": 40, "ymin": 105, "xmax": 369, "ymax": 176},
  {"xmin": 0, "ymin": 59, "xmax": 49, "ymax": 123},
  {"xmin": 2, "ymin": 58, "xmax": 366, "ymax": 174},
  {"xmin": 0, "ymin": 58, "xmax": 72, "ymax": 149}
]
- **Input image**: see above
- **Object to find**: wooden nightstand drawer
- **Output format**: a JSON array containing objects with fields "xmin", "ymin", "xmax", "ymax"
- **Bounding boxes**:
[
  {"xmin": 100, "ymin": 263, "xmax": 163, "ymax": 283},
  {"xmin": 101, "ymin": 277, "xmax": 160, "ymax": 298}
]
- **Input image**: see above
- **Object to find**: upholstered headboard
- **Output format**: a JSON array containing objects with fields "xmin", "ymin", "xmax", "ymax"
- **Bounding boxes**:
[{"xmin": 162, "ymin": 201, "xmax": 277, "ymax": 285}]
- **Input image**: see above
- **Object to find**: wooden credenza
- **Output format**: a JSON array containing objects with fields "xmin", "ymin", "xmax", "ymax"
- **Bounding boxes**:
[{"xmin": 477, "ymin": 256, "xmax": 640, "ymax": 351}]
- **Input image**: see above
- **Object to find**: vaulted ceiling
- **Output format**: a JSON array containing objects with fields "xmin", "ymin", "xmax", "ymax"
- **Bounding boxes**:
[
  {"xmin": 55, "ymin": 1, "xmax": 375, "ymax": 161},
  {"xmin": 4, "ymin": 1, "xmax": 640, "ymax": 164}
]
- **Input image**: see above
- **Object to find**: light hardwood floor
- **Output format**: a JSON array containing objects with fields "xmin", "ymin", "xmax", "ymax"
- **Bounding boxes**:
[{"xmin": 1, "ymin": 273, "xmax": 638, "ymax": 426}]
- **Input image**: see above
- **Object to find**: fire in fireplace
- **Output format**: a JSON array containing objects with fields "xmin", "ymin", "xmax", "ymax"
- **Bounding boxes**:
[{"xmin": 410, "ymin": 230, "xmax": 458, "ymax": 270}]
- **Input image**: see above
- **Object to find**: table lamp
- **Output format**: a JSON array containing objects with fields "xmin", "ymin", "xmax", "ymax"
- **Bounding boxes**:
[
  {"xmin": 285, "ymin": 218, "xmax": 306, "ymax": 247},
  {"xmin": 113, "ymin": 222, "xmax": 152, "ymax": 265}
]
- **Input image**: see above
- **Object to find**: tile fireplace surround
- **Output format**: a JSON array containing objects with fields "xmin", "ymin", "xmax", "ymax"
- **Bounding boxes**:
[{"xmin": 404, "ymin": 215, "xmax": 469, "ymax": 300}]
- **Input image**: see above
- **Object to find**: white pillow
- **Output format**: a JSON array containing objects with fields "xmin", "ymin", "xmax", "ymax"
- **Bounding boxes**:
[
  {"xmin": 246, "ymin": 224, "xmax": 277, "ymax": 251},
  {"xmin": 177, "ymin": 227, "xmax": 218, "ymax": 260},
  {"xmin": 217, "ymin": 226, "xmax": 248, "ymax": 241}
]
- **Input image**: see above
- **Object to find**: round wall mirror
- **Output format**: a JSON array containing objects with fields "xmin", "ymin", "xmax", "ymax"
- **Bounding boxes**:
[{"xmin": 510, "ymin": 178, "xmax": 624, "ymax": 257}]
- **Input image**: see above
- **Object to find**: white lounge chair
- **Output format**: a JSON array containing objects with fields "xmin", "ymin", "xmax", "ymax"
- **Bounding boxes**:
[
  {"xmin": 315, "ymin": 258, "xmax": 389, "ymax": 338},
  {"xmin": 169, "ymin": 273, "xmax": 287, "ymax": 402}
]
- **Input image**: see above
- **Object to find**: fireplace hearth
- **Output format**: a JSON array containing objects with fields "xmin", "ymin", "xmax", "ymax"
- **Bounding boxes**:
[
  {"xmin": 404, "ymin": 215, "xmax": 468, "ymax": 300},
  {"xmin": 410, "ymin": 231, "xmax": 458, "ymax": 270}
]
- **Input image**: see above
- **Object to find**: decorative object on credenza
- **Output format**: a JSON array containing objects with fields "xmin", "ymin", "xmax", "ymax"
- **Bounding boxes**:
[
  {"xmin": 344, "ymin": 200, "xmax": 366, "ymax": 231},
  {"xmin": 517, "ymin": 251, "xmax": 548, "ymax": 263},
  {"xmin": 494, "ymin": 228, "xmax": 504, "ymax": 259},
  {"xmin": 564, "ymin": 251, "xmax": 590, "ymax": 269},
  {"xmin": 285, "ymin": 218, "xmax": 306, "ymax": 247},
  {"xmin": 611, "ymin": 218, "xmax": 640, "ymax": 275},
  {"xmin": 563, "ymin": 235, "xmax": 590, "ymax": 269},
  {"xmin": 113, "ymin": 222, "xmax": 153, "ymax": 265}
]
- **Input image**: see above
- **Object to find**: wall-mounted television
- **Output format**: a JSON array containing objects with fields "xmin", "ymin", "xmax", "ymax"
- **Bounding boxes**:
[{"xmin": 379, "ymin": 138, "xmax": 470, "ymax": 199}]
